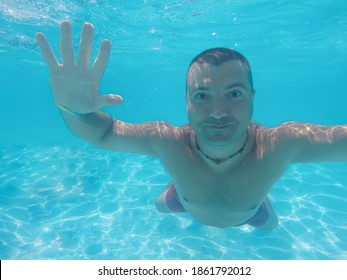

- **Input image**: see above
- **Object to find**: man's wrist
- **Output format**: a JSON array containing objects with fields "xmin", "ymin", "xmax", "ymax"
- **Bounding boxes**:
[{"xmin": 55, "ymin": 103, "xmax": 82, "ymax": 116}]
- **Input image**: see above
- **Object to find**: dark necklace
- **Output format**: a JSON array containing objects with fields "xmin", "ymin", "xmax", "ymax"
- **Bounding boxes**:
[{"xmin": 195, "ymin": 132, "xmax": 249, "ymax": 165}]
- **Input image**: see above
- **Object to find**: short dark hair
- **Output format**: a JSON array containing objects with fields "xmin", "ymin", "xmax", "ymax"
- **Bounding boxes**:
[{"xmin": 186, "ymin": 47, "xmax": 254, "ymax": 90}]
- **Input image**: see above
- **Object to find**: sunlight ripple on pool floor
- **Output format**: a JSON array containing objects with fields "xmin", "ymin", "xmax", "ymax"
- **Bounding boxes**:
[{"xmin": 0, "ymin": 144, "xmax": 346, "ymax": 259}]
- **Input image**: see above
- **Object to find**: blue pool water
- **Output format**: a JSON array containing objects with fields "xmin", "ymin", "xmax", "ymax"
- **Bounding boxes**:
[{"xmin": 0, "ymin": 0, "xmax": 346, "ymax": 259}]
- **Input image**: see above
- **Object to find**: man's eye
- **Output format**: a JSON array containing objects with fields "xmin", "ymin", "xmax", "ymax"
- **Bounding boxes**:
[
  {"xmin": 195, "ymin": 93, "xmax": 208, "ymax": 100},
  {"xmin": 228, "ymin": 91, "xmax": 242, "ymax": 98}
]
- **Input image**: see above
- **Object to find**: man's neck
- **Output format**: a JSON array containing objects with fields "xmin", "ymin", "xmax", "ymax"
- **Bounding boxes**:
[{"xmin": 194, "ymin": 131, "xmax": 249, "ymax": 165}]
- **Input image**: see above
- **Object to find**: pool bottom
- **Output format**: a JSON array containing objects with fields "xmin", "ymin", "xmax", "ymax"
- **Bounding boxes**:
[{"xmin": 0, "ymin": 144, "xmax": 346, "ymax": 259}]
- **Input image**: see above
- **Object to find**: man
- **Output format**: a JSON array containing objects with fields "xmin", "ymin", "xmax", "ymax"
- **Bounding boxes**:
[{"xmin": 35, "ymin": 21, "xmax": 347, "ymax": 231}]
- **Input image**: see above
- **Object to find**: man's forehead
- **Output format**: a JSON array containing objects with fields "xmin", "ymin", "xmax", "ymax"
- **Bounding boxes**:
[
  {"xmin": 187, "ymin": 60, "xmax": 249, "ymax": 84},
  {"xmin": 188, "ymin": 60, "xmax": 248, "ymax": 77}
]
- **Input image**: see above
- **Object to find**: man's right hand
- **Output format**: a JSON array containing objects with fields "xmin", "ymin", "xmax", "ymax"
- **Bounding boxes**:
[{"xmin": 35, "ymin": 21, "xmax": 123, "ymax": 114}]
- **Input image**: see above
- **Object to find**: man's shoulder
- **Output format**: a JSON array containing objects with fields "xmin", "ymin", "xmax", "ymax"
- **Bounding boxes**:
[
  {"xmin": 178, "ymin": 124, "xmax": 192, "ymax": 133},
  {"xmin": 253, "ymin": 121, "xmax": 307, "ymax": 135},
  {"xmin": 254, "ymin": 121, "xmax": 310, "ymax": 154},
  {"xmin": 176, "ymin": 124, "xmax": 193, "ymax": 143},
  {"xmin": 251, "ymin": 121, "xmax": 306, "ymax": 162},
  {"xmin": 153, "ymin": 123, "xmax": 192, "ymax": 157},
  {"xmin": 153, "ymin": 122, "xmax": 191, "ymax": 144},
  {"xmin": 269, "ymin": 121, "xmax": 310, "ymax": 138}
]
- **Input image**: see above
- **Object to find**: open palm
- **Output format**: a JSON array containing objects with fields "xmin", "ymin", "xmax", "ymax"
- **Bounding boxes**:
[{"xmin": 35, "ymin": 21, "xmax": 122, "ymax": 114}]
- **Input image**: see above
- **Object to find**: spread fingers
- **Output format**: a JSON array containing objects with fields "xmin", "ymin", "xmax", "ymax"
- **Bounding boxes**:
[
  {"xmin": 35, "ymin": 32, "xmax": 59, "ymax": 72},
  {"xmin": 77, "ymin": 22, "xmax": 94, "ymax": 67},
  {"xmin": 60, "ymin": 21, "xmax": 74, "ymax": 66},
  {"xmin": 91, "ymin": 39, "xmax": 112, "ymax": 80}
]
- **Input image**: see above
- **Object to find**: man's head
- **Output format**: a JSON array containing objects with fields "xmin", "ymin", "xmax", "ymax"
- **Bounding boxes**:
[
  {"xmin": 186, "ymin": 48, "xmax": 255, "ymax": 147},
  {"xmin": 186, "ymin": 47, "xmax": 254, "ymax": 91}
]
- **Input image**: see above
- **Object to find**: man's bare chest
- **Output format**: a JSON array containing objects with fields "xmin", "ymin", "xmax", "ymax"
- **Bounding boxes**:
[{"xmin": 163, "ymin": 151, "xmax": 288, "ymax": 211}]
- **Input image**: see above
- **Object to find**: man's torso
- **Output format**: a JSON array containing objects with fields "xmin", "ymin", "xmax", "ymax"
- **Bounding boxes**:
[{"xmin": 158, "ymin": 121, "xmax": 292, "ymax": 227}]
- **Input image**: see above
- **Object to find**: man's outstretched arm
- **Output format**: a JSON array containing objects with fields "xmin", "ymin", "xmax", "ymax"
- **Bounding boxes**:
[{"xmin": 270, "ymin": 122, "xmax": 347, "ymax": 163}]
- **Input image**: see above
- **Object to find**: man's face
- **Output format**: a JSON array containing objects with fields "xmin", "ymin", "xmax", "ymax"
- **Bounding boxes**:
[{"xmin": 186, "ymin": 60, "xmax": 255, "ymax": 146}]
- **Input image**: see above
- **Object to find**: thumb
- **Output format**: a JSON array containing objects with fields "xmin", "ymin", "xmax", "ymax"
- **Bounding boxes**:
[{"xmin": 94, "ymin": 94, "xmax": 123, "ymax": 111}]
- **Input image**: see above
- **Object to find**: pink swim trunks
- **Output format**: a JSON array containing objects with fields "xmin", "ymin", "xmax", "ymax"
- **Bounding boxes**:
[
  {"xmin": 241, "ymin": 200, "xmax": 269, "ymax": 227},
  {"xmin": 165, "ymin": 182, "xmax": 186, "ymax": 213},
  {"xmin": 165, "ymin": 182, "xmax": 269, "ymax": 227}
]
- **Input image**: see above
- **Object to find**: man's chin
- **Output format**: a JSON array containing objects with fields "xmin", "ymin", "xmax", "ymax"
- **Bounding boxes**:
[{"xmin": 200, "ymin": 134, "xmax": 234, "ymax": 147}]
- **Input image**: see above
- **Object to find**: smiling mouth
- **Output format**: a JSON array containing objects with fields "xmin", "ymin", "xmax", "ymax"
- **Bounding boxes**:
[{"xmin": 205, "ymin": 124, "xmax": 233, "ymax": 129}]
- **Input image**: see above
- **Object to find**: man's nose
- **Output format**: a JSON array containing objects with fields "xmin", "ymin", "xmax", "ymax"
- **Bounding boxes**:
[{"xmin": 209, "ymin": 100, "xmax": 228, "ymax": 119}]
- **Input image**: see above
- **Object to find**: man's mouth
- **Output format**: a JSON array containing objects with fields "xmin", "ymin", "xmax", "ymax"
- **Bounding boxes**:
[{"xmin": 205, "ymin": 123, "xmax": 233, "ymax": 129}]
